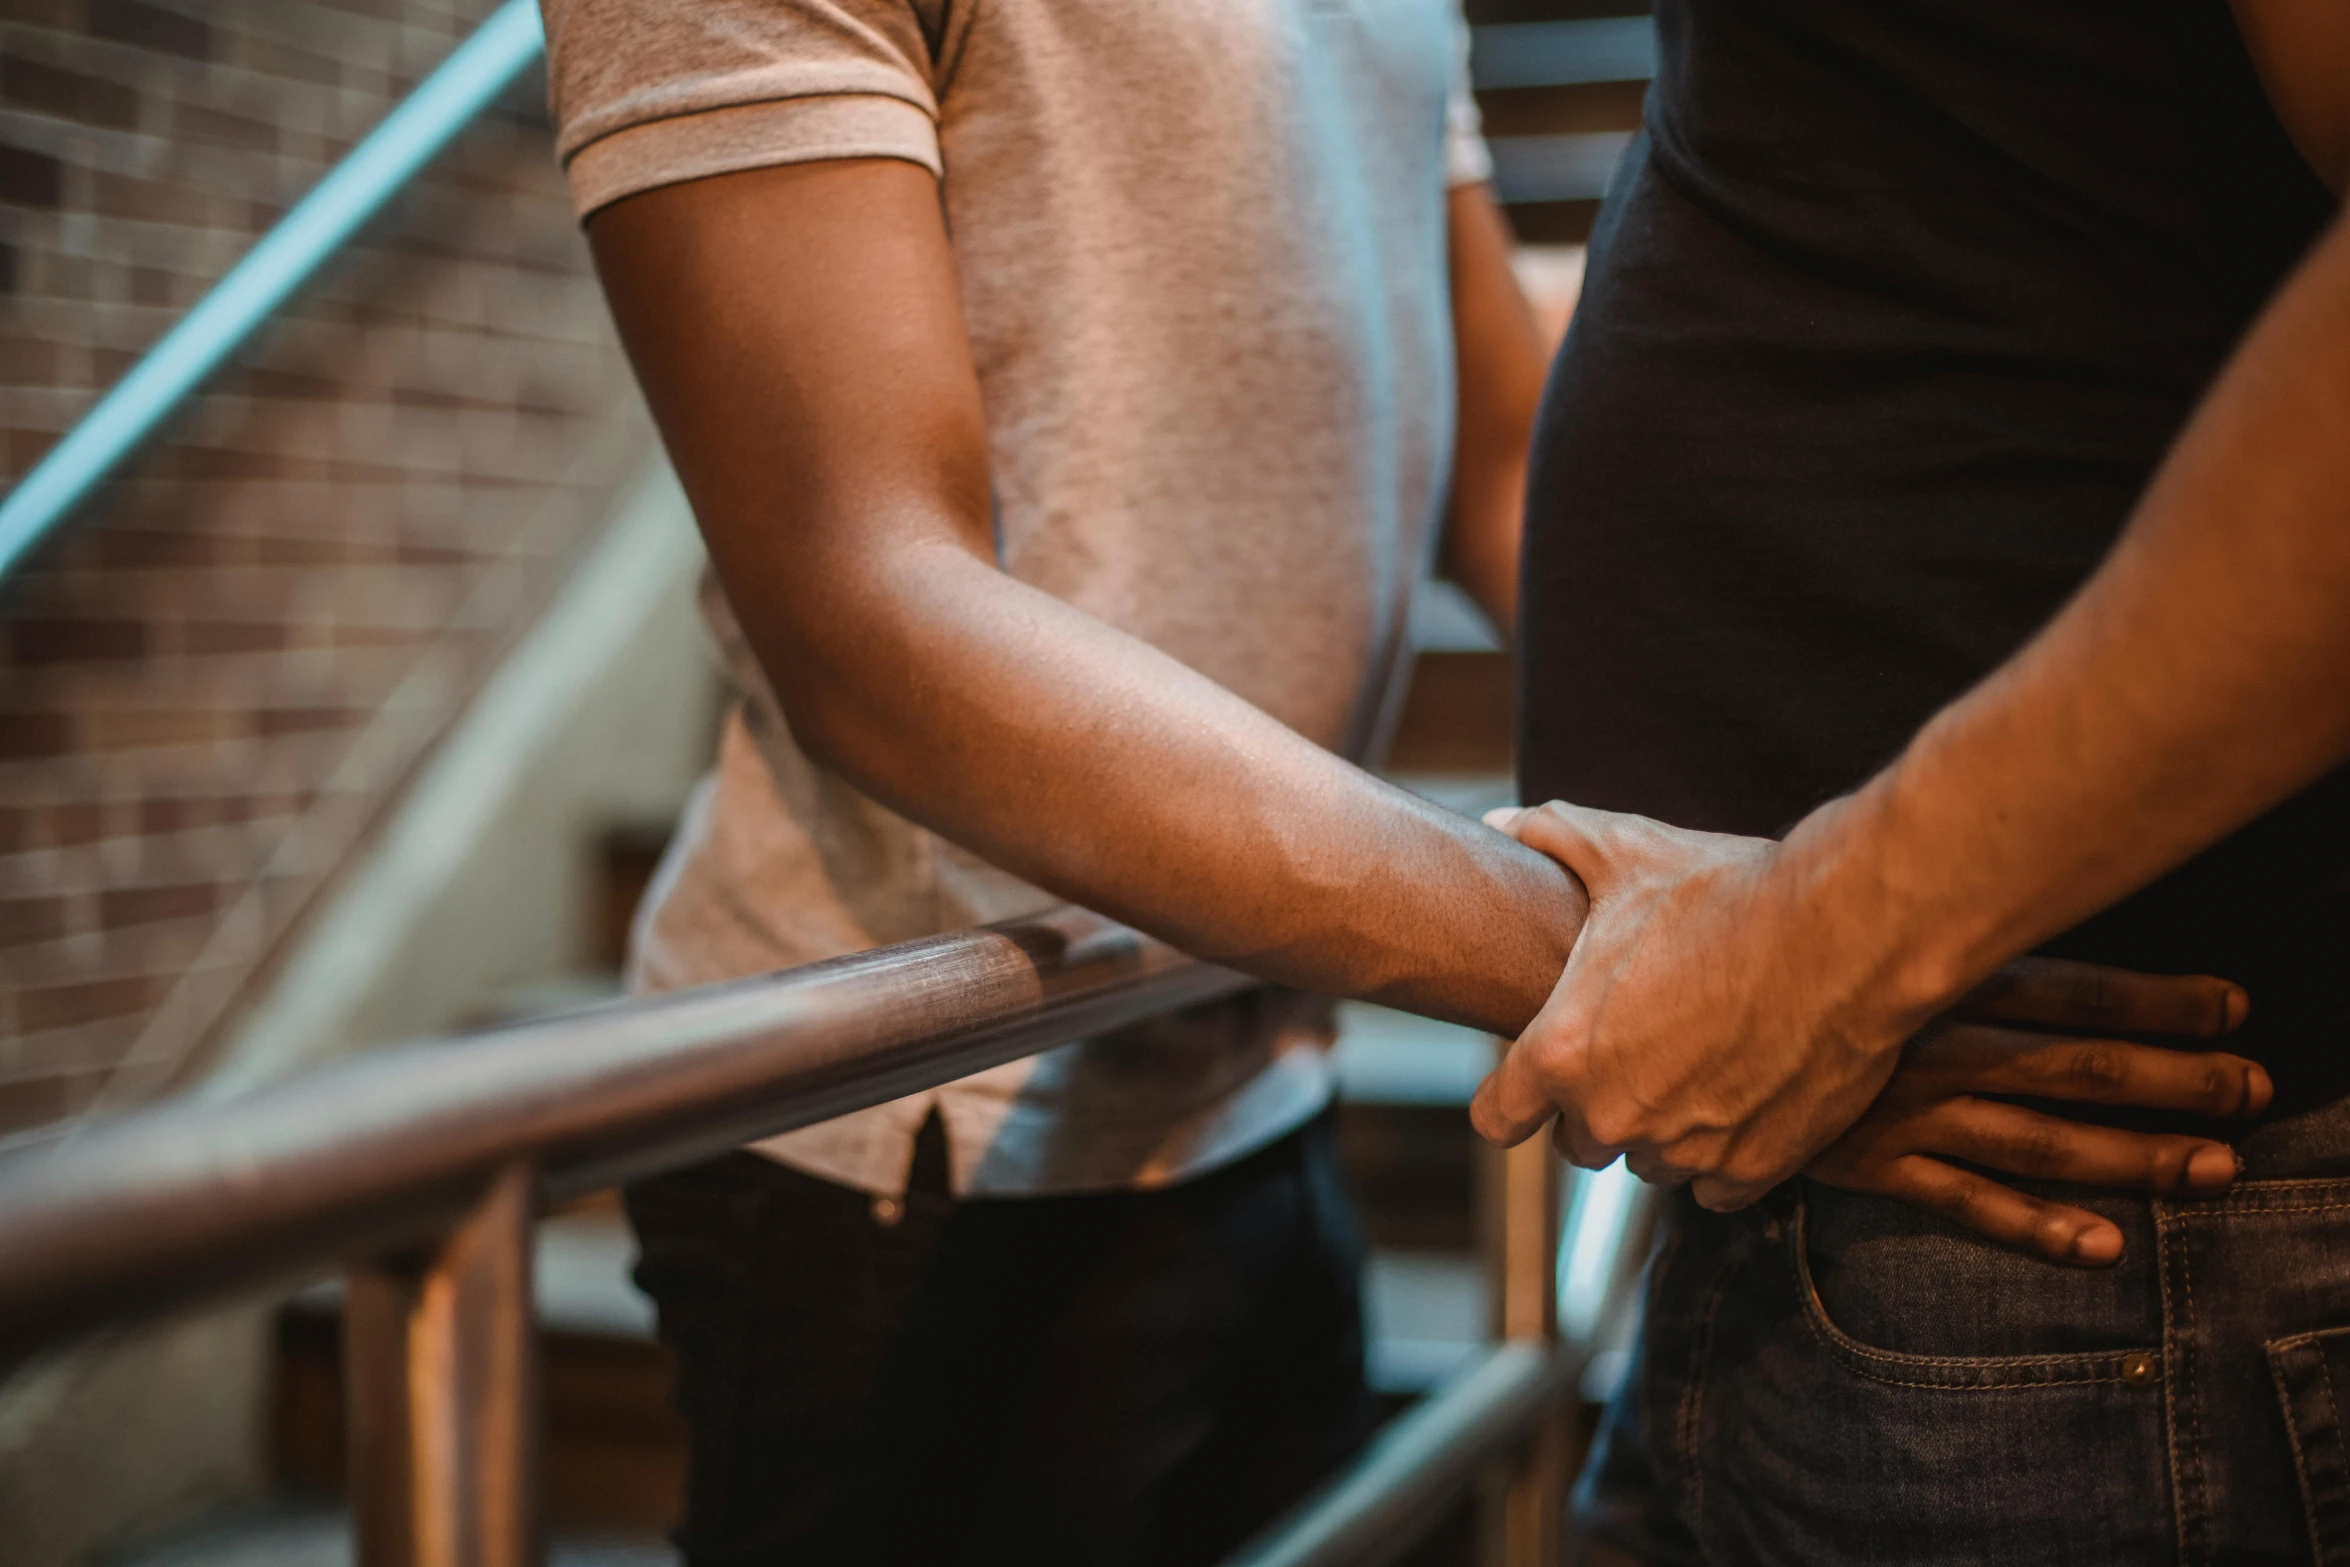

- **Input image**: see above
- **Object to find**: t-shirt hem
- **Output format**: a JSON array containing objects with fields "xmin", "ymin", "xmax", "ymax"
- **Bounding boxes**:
[
  {"xmin": 566, "ymin": 94, "xmax": 942, "ymax": 221},
  {"xmin": 746, "ymin": 1054, "xmax": 1337, "ymax": 1199}
]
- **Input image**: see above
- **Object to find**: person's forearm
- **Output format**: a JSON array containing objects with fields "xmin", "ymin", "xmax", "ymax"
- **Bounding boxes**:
[
  {"xmin": 1776, "ymin": 209, "xmax": 2350, "ymax": 1022},
  {"xmin": 1443, "ymin": 474, "xmax": 1524, "ymax": 637},
  {"xmin": 1439, "ymin": 183, "xmax": 1545, "ymax": 638},
  {"xmin": 762, "ymin": 535, "xmax": 1584, "ymax": 1035}
]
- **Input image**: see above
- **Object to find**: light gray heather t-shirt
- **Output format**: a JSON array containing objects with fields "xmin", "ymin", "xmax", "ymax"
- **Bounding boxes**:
[{"xmin": 543, "ymin": 0, "xmax": 1491, "ymax": 1197}]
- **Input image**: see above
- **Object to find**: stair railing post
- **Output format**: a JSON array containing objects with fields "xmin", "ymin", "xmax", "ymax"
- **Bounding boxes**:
[
  {"xmin": 345, "ymin": 1160, "xmax": 540, "ymax": 1567},
  {"xmin": 1478, "ymin": 1077, "xmax": 1566, "ymax": 1567}
]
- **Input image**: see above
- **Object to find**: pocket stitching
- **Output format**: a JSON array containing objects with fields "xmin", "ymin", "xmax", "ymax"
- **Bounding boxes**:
[
  {"xmin": 2170, "ymin": 1205, "xmax": 2212, "ymax": 1561},
  {"xmin": 2267, "ymin": 1331, "xmax": 2343, "ymax": 1563},
  {"xmin": 2158, "ymin": 1204, "xmax": 2199, "ymax": 1563},
  {"xmin": 2320, "ymin": 1350, "xmax": 2346, "ymax": 1562},
  {"xmin": 1793, "ymin": 1194, "xmax": 2157, "ymax": 1390},
  {"xmin": 2176, "ymin": 1200, "xmax": 2350, "ymax": 1223},
  {"xmin": 2170, "ymin": 1177, "xmax": 2350, "ymax": 1223}
]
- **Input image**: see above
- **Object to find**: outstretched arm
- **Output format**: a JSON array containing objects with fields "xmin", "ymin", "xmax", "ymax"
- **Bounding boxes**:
[{"xmin": 588, "ymin": 158, "xmax": 1584, "ymax": 1034}]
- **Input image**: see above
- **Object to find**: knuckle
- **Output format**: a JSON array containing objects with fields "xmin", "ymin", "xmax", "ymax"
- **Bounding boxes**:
[
  {"xmin": 1554, "ymin": 1119, "xmax": 1607, "ymax": 1168},
  {"xmin": 1625, "ymin": 1149, "xmax": 1673, "ymax": 1183},
  {"xmin": 1692, "ymin": 1179, "xmax": 1745, "ymax": 1213},
  {"xmin": 2067, "ymin": 1044, "xmax": 2128, "ymax": 1092},
  {"xmin": 1520, "ymin": 1044, "xmax": 1579, "ymax": 1096},
  {"xmin": 2066, "ymin": 972, "xmax": 2123, "ymax": 1024},
  {"xmin": 2012, "ymin": 1126, "xmax": 2065, "ymax": 1171},
  {"xmin": 1584, "ymin": 1105, "xmax": 1643, "ymax": 1151},
  {"xmin": 1712, "ymin": 1155, "xmax": 1778, "ymax": 1204}
]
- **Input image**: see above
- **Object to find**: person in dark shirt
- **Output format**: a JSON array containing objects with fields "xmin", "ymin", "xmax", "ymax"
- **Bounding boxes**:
[{"xmin": 1477, "ymin": 0, "xmax": 2349, "ymax": 1557}]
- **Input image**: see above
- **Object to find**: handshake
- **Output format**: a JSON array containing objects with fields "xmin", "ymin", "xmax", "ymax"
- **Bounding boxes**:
[{"xmin": 1472, "ymin": 801, "xmax": 2267, "ymax": 1267}]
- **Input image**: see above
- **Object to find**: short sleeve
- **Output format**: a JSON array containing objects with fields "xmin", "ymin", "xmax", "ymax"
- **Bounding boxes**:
[
  {"xmin": 1444, "ymin": 9, "xmax": 1493, "ymax": 188},
  {"xmin": 541, "ymin": 0, "xmax": 946, "ymax": 220}
]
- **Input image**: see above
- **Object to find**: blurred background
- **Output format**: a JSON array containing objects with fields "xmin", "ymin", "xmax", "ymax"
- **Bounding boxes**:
[{"xmin": 0, "ymin": 3, "xmax": 1652, "ymax": 1562}]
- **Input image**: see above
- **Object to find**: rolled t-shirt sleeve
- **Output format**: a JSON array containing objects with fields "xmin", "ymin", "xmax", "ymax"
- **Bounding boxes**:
[
  {"xmin": 541, "ymin": 0, "xmax": 945, "ymax": 220},
  {"xmin": 1443, "ymin": 8, "xmax": 1492, "ymax": 188}
]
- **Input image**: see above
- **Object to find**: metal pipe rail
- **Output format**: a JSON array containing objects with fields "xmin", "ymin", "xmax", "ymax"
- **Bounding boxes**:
[
  {"xmin": 1225, "ymin": 1343, "xmax": 1569, "ymax": 1567},
  {"xmin": 0, "ymin": 907, "xmax": 1242, "ymax": 1361},
  {"xmin": 0, "ymin": 0, "xmax": 548, "ymax": 582},
  {"xmin": 0, "ymin": 906, "xmax": 1582, "ymax": 1567}
]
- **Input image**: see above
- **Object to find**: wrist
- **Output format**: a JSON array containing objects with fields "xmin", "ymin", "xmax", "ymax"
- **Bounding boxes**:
[
  {"xmin": 1767, "ymin": 777, "xmax": 1988, "ymax": 1047},
  {"xmin": 1487, "ymin": 839, "xmax": 1587, "ymax": 1033}
]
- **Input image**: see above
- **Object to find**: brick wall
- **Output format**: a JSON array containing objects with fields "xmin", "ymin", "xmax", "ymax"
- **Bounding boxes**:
[{"xmin": 0, "ymin": 0, "xmax": 654, "ymax": 1137}]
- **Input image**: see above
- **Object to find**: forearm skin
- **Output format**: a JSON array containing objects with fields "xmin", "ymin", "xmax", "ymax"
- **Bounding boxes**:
[
  {"xmin": 765, "ymin": 538, "xmax": 1586, "ymax": 1037},
  {"xmin": 1775, "ymin": 209, "xmax": 2350, "ymax": 1024}
]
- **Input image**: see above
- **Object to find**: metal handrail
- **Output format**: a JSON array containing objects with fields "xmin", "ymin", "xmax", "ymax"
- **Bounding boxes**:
[
  {"xmin": 0, "ymin": 906, "xmax": 1242, "ymax": 1360},
  {"xmin": 0, "ymin": 0, "xmax": 547, "ymax": 582},
  {"xmin": 1226, "ymin": 1343, "xmax": 1570, "ymax": 1567},
  {"xmin": 0, "ymin": 904, "xmax": 1585, "ymax": 1567}
]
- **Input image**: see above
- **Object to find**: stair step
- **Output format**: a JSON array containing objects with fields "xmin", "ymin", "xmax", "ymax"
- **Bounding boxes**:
[{"xmin": 1363, "ymin": 1249, "xmax": 1491, "ymax": 1396}]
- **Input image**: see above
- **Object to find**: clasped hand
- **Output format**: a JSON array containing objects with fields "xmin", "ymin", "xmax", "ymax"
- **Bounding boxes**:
[{"xmin": 1476, "ymin": 802, "xmax": 2268, "ymax": 1265}]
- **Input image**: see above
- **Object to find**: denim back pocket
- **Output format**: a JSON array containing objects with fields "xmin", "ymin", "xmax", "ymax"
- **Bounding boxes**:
[{"xmin": 2268, "ymin": 1324, "xmax": 2350, "ymax": 1563}]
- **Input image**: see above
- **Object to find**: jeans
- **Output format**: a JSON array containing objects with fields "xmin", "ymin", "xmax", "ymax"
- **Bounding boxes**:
[
  {"xmin": 1574, "ymin": 1096, "xmax": 2350, "ymax": 1565},
  {"xmin": 624, "ymin": 1109, "xmax": 1373, "ymax": 1567}
]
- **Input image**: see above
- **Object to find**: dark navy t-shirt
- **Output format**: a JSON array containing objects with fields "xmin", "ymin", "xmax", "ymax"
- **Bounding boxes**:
[{"xmin": 1518, "ymin": 0, "xmax": 2346, "ymax": 1108}]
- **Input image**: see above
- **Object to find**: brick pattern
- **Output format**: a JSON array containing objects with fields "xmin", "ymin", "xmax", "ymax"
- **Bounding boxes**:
[{"xmin": 0, "ymin": 0, "xmax": 653, "ymax": 1137}]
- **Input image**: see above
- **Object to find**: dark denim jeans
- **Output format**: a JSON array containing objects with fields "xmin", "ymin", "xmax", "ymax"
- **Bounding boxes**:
[
  {"xmin": 624, "ymin": 1110, "xmax": 1373, "ymax": 1567},
  {"xmin": 1575, "ymin": 1097, "xmax": 2350, "ymax": 1565}
]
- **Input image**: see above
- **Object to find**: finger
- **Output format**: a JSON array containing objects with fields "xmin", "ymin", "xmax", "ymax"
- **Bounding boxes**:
[
  {"xmin": 1625, "ymin": 1146, "xmax": 1694, "ymax": 1187},
  {"xmin": 1925, "ymin": 1097, "xmax": 2239, "ymax": 1194},
  {"xmin": 1557, "ymin": 1117, "xmax": 1626, "ymax": 1171},
  {"xmin": 1471, "ymin": 1051, "xmax": 1557, "ymax": 1147},
  {"xmin": 1856, "ymin": 1154, "xmax": 2127, "ymax": 1266},
  {"xmin": 1486, "ymin": 799, "xmax": 1612, "ymax": 870},
  {"xmin": 1484, "ymin": 799, "xmax": 1676, "ymax": 889},
  {"xmin": 1956, "ymin": 956, "xmax": 2247, "ymax": 1039},
  {"xmin": 1925, "ymin": 1027, "xmax": 2272, "ymax": 1119},
  {"xmin": 1690, "ymin": 1172, "xmax": 1773, "ymax": 1212}
]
